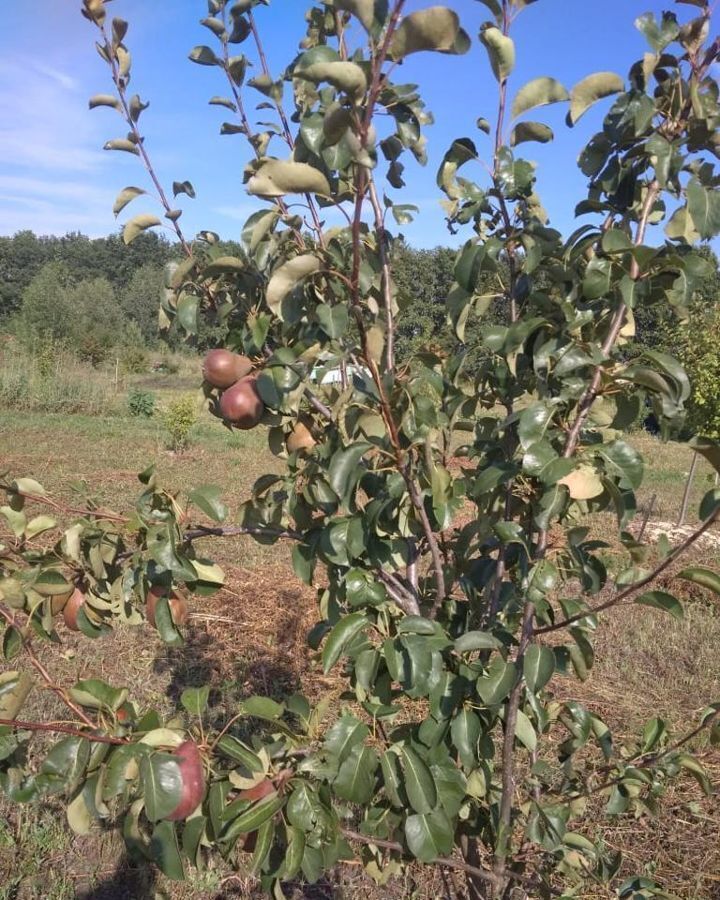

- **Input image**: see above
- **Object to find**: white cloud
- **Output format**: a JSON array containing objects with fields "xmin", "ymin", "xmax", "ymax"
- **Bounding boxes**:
[{"xmin": 0, "ymin": 55, "xmax": 105, "ymax": 175}]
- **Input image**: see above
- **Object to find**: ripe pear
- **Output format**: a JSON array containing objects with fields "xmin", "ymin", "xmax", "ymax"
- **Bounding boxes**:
[{"xmin": 202, "ymin": 349, "xmax": 253, "ymax": 389}]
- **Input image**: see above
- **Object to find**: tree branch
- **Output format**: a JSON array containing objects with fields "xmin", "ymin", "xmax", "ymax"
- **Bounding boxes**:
[
  {"xmin": 0, "ymin": 718, "xmax": 130, "ymax": 746},
  {"xmin": 536, "ymin": 503, "xmax": 720, "ymax": 635},
  {"xmin": 96, "ymin": 22, "xmax": 192, "ymax": 256},
  {"xmin": 562, "ymin": 181, "xmax": 661, "ymax": 459}
]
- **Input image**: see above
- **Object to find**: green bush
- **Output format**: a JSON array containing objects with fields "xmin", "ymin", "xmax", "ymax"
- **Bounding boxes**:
[
  {"xmin": 127, "ymin": 389, "xmax": 156, "ymax": 418},
  {"xmin": 161, "ymin": 395, "xmax": 197, "ymax": 451}
]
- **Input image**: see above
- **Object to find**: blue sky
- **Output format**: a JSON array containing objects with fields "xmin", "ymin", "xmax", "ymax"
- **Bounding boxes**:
[{"xmin": 0, "ymin": 0, "xmax": 704, "ymax": 248}]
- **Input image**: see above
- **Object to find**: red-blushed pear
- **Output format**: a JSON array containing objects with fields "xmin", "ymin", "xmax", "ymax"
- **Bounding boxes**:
[
  {"xmin": 202, "ymin": 349, "xmax": 253, "ymax": 389},
  {"xmin": 218, "ymin": 375, "xmax": 265, "ymax": 429},
  {"xmin": 166, "ymin": 740, "xmax": 206, "ymax": 821},
  {"xmin": 146, "ymin": 586, "xmax": 189, "ymax": 629},
  {"xmin": 63, "ymin": 588, "xmax": 86, "ymax": 632}
]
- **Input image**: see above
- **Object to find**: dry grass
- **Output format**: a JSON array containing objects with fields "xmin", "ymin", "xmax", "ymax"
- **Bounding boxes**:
[{"xmin": 0, "ymin": 391, "xmax": 719, "ymax": 899}]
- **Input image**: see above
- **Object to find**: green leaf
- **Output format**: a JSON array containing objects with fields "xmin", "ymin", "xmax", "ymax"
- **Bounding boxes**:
[
  {"xmin": 324, "ymin": 714, "xmax": 369, "ymax": 763},
  {"xmin": 173, "ymin": 180, "xmax": 196, "ymax": 199},
  {"xmin": 518, "ymin": 402, "xmax": 554, "ymax": 450},
  {"xmin": 69, "ymin": 679, "xmax": 128, "ymax": 712},
  {"xmin": 189, "ymin": 485, "xmax": 228, "ymax": 523},
  {"xmin": 389, "ymin": 7, "xmax": 469, "ymax": 60},
  {"xmin": 103, "ymin": 139, "xmax": 139, "ymax": 155},
  {"xmin": 113, "ymin": 186, "xmax": 146, "ymax": 217},
  {"xmin": 222, "ymin": 792, "xmax": 284, "ymax": 842},
  {"xmin": 480, "ymin": 25, "xmax": 515, "ymax": 82},
  {"xmin": 689, "ymin": 437, "xmax": 720, "ymax": 476},
  {"xmin": 0, "ymin": 671, "xmax": 33, "ymax": 720},
  {"xmin": 216, "ymin": 735, "xmax": 264, "ymax": 772},
  {"xmin": 325, "ymin": 0, "xmax": 378, "ymax": 31},
  {"xmin": 250, "ymin": 818, "xmax": 275, "ymax": 873},
  {"xmin": 89, "ymin": 94, "xmax": 120, "ymax": 110},
  {"xmin": 188, "ymin": 45, "xmax": 219, "ymax": 66},
  {"xmin": 322, "ymin": 613, "xmax": 368, "ymax": 673},
  {"xmin": 569, "ymin": 72, "xmax": 624, "ymax": 125},
  {"xmin": 2, "ymin": 627, "xmax": 22, "ymax": 661},
  {"xmin": 477, "ymin": 657, "xmax": 516, "ymax": 706},
  {"xmin": 317, "ymin": 303, "xmax": 349, "ymax": 339},
  {"xmin": 247, "ymin": 160, "xmax": 331, "ymax": 197},
  {"xmin": 635, "ymin": 591, "xmax": 684, "ymax": 620},
  {"xmin": 510, "ymin": 122, "xmax": 553, "ymax": 146},
  {"xmin": 333, "ymin": 743, "xmax": 377, "ymax": 803},
  {"xmin": 523, "ymin": 645, "xmax": 555, "ymax": 693},
  {"xmin": 123, "ymin": 214, "xmax": 162, "ymax": 245},
  {"xmin": 514, "ymin": 709, "xmax": 537, "ymax": 751},
  {"xmin": 678, "ymin": 567, "xmax": 720, "ymax": 595},
  {"xmin": 328, "ymin": 444, "xmax": 371, "ymax": 499},
  {"xmin": 401, "ymin": 746, "xmax": 437, "ymax": 814},
  {"xmin": 687, "ymin": 178, "xmax": 720, "ymax": 240},
  {"xmin": 266, "ymin": 254, "xmax": 321, "ymax": 319},
  {"xmin": 177, "ymin": 294, "xmax": 199, "ymax": 335},
  {"xmin": 451, "ymin": 707, "xmax": 481, "ymax": 769},
  {"xmin": 635, "ymin": 11, "xmax": 680, "ymax": 51},
  {"xmin": 511, "ymin": 77, "xmax": 569, "ymax": 119},
  {"xmin": 180, "ymin": 686, "xmax": 209, "ymax": 716},
  {"xmin": 150, "ymin": 821, "xmax": 185, "ymax": 880},
  {"xmin": 404, "ymin": 809, "xmax": 453, "ymax": 862},
  {"xmin": 66, "ymin": 791, "xmax": 92, "ymax": 836},
  {"xmin": 140, "ymin": 753, "xmax": 183, "ymax": 822},
  {"xmin": 242, "ymin": 695, "xmax": 284, "ymax": 719},
  {"xmin": 454, "ymin": 631, "xmax": 501, "ymax": 653},
  {"xmin": 296, "ymin": 62, "xmax": 367, "ymax": 100}
]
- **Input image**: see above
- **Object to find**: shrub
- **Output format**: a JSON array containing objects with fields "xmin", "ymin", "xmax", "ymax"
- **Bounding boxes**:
[
  {"xmin": 161, "ymin": 395, "xmax": 197, "ymax": 451},
  {"xmin": 127, "ymin": 388, "xmax": 155, "ymax": 418}
]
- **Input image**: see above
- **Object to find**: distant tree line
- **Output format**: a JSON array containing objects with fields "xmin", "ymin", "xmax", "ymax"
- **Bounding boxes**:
[{"xmin": 1, "ymin": 230, "xmax": 718, "ymax": 434}]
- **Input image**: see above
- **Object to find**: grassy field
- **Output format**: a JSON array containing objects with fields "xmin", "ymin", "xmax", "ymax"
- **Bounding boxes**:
[{"xmin": 1, "ymin": 358, "xmax": 719, "ymax": 899}]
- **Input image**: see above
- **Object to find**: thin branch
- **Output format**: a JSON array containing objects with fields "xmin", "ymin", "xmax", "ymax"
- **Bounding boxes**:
[
  {"xmin": 536, "ymin": 503, "xmax": 720, "ymax": 635},
  {"xmin": 0, "ymin": 484, "xmax": 128, "ymax": 525},
  {"xmin": 96, "ymin": 23, "xmax": 192, "ymax": 256},
  {"xmin": 376, "ymin": 570, "xmax": 420, "ymax": 616},
  {"xmin": 494, "ymin": 597, "xmax": 535, "ymax": 886},
  {"xmin": 367, "ymin": 178, "xmax": 395, "ymax": 372},
  {"xmin": 562, "ymin": 181, "xmax": 661, "ymax": 459},
  {"xmin": 340, "ymin": 829, "xmax": 558, "ymax": 895},
  {"xmin": 0, "ymin": 718, "xmax": 130, "ymax": 746},
  {"xmin": 247, "ymin": 10, "xmax": 327, "ymax": 244},
  {"xmin": 0, "ymin": 606, "xmax": 96, "ymax": 728},
  {"xmin": 184, "ymin": 524, "xmax": 303, "ymax": 543}
]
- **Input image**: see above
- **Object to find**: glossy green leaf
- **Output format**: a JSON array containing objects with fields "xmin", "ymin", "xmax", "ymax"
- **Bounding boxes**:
[
  {"xmin": 480, "ymin": 25, "xmax": 515, "ymax": 82},
  {"xmin": 123, "ymin": 214, "xmax": 161, "ymax": 245},
  {"xmin": 511, "ymin": 77, "xmax": 569, "ymax": 119},
  {"xmin": 333, "ymin": 743, "xmax": 377, "ymax": 803},
  {"xmin": 247, "ymin": 160, "xmax": 331, "ymax": 198},
  {"xmin": 150, "ymin": 821, "xmax": 185, "ymax": 880},
  {"xmin": 678, "ymin": 567, "xmax": 720, "ymax": 595},
  {"xmin": 180, "ymin": 686, "xmax": 209, "ymax": 716},
  {"xmin": 401, "ymin": 746, "xmax": 437, "ymax": 814},
  {"xmin": 635, "ymin": 591, "xmax": 683, "ymax": 619},
  {"xmin": 188, "ymin": 485, "xmax": 228, "ymax": 523},
  {"xmin": 389, "ymin": 7, "xmax": 468, "ymax": 60},
  {"xmin": 405, "ymin": 808, "xmax": 453, "ymax": 862},
  {"xmin": 322, "ymin": 613, "xmax": 368, "ymax": 674},
  {"xmin": 477, "ymin": 657, "xmax": 516, "ymax": 706},
  {"xmin": 140, "ymin": 753, "xmax": 183, "ymax": 822},
  {"xmin": 523, "ymin": 644, "xmax": 555, "ymax": 693},
  {"xmin": 569, "ymin": 72, "xmax": 624, "ymax": 125}
]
